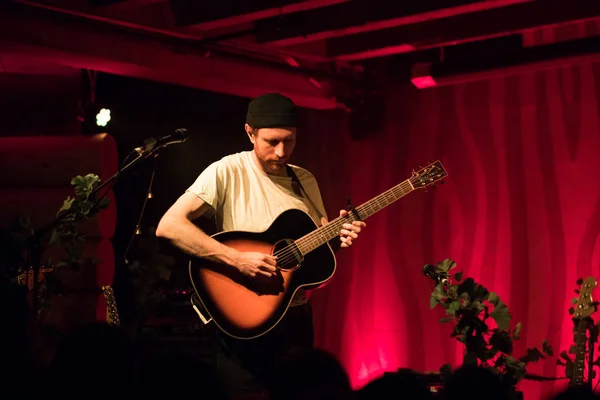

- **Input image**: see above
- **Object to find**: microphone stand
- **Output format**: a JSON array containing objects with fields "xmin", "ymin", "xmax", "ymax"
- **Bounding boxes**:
[{"xmin": 23, "ymin": 143, "xmax": 164, "ymax": 315}]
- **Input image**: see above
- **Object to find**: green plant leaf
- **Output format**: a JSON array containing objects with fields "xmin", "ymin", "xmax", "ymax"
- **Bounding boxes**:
[
  {"xmin": 447, "ymin": 300, "xmax": 461, "ymax": 316},
  {"xmin": 470, "ymin": 300, "xmax": 484, "ymax": 313},
  {"xmin": 451, "ymin": 326, "xmax": 461, "ymax": 338},
  {"xmin": 512, "ymin": 322, "xmax": 522, "ymax": 340},
  {"xmin": 70, "ymin": 175, "xmax": 85, "ymax": 188},
  {"xmin": 490, "ymin": 329, "xmax": 513, "ymax": 354},
  {"xmin": 488, "ymin": 292, "xmax": 500, "ymax": 306},
  {"xmin": 505, "ymin": 355, "xmax": 526, "ymax": 369},
  {"xmin": 459, "ymin": 292, "xmax": 471, "ymax": 307},
  {"xmin": 453, "ymin": 272, "xmax": 463, "ymax": 281},
  {"xmin": 458, "ymin": 278, "xmax": 476, "ymax": 298},
  {"xmin": 560, "ymin": 350, "xmax": 572, "ymax": 362},
  {"xmin": 439, "ymin": 317, "xmax": 453, "ymax": 323},
  {"xmin": 71, "ymin": 174, "xmax": 100, "ymax": 199},
  {"xmin": 490, "ymin": 300, "xmax": 511, "ymax": 329},
  {"xmin": 430, "ymin": 295, "xmax": 438, "ymax": 309},
  {"xmin": 494, "ymin": 355, "xmax": 506, "ymax": 368},
  {"xmin": 519, "ymin": 347, "xmax": 545, "ymax": 363},
  {"xmin": 430, "ymin": 284, "xmax": 447, "ymax": 308},
  {"xmin": 56, "ymin": 197, "xmax": 75, "ymax": 216},
  {"xmin": 437, "ymin": 258, "xmax": 456, "ymax": 272},
  {"xmin": 472, "ymin": 284, "xmax": 490, "ymax": 302},
  {"xmin": 481, "ymin": 347, "xmax": 499, "ymax": 362},
  {"xmin": 448, "ymin": 284, "xmax": 459, "ymax": 299}
]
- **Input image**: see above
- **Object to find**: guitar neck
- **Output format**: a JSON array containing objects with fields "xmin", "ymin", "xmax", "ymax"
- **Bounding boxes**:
[
  {"xmin": 296, "ymin": 179, "xmax": 414, "ymax": 255},
  {"xmin": 572, "ymin": 319, "xmax": 588, "ymax": 386}
]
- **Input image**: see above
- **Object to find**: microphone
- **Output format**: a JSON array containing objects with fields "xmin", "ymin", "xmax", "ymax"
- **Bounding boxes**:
[
  {"xmin": 422, "ymin": 264, "xmax": 448, "ymax": 285},
  {"xmin": 135, "ymin": 128, "xmax": 189, "ymax": 157}
]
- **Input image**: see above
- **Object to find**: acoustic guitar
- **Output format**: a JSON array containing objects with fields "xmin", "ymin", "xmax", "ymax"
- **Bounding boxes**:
[{"xmin": 188, "ymin": 160, "xmax": 448, "ymax": 339}]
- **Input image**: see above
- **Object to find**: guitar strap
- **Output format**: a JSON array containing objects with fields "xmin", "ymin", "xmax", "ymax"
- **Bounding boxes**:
[{"xmin": 286, "ymin": 165, "xmax": 325, "ymax": 221}]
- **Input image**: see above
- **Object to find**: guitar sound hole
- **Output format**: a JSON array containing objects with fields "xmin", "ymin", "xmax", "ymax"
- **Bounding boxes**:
[{"xmin": 273, "ymin": 239, "xmax": 302, "ymax": 271}]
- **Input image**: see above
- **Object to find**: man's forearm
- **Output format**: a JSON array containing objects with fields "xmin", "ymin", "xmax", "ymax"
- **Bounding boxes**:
[{"xmin": 156, "ymin": 217, "xmax": 239, "ymax": 267}]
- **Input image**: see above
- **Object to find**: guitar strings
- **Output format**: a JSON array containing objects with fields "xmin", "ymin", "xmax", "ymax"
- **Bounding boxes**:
[
  {"xmin": 271, "ymin": 169, "xmax": 442, "ymax": 266},
  {"xmin": 271, "ymin": 180, "xmax": 414, "ymax": 267},
  {"xmin": 272, "ymin": 180, "xmax": 414, "ymax": 265}
]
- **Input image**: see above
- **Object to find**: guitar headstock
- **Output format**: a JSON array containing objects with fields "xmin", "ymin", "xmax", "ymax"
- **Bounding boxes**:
[
  {"xmin": 410, "ymin": 160, "xmax": 448, "ymax": 189},
  {"xmin": 574, "ymin": 277, "xmax": 598, "ymax": 319},
  {"xmin": 102, "ymin": 285, "xmax": 121, "ymax": 327}
]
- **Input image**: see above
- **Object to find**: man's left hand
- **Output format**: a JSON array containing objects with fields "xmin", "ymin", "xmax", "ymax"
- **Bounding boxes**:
[{"xmin": 338, "ymin": 209, "xmax": 366, "ymax": 248}]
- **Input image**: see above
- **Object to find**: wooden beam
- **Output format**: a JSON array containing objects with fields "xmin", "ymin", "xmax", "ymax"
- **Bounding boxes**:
[
  {"xmin": 90, "ymin": 0, "xmax": 167, "ymax": 12},
  {"xmin": 172, "ymin": 0, "xmax": 349, "ymax": 31},
  {"xmin": 254, "ymin": 0, "xmax": 530, "ymax": 46},
  {"xmin": 326, "ymin": 0, "xmax": 600, "ymax": 61},
  {"xmin": 425, "ymin": 35, "xmax": 600, "ymax": 87},
  {"xmin": 0, "ymin": 3, "xmax": 342, "ymax": 110}
]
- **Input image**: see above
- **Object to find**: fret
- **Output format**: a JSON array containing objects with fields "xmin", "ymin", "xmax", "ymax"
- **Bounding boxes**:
[{"xmin": 296, "ymin": 180, "xmax": 414, "ymax": 255}]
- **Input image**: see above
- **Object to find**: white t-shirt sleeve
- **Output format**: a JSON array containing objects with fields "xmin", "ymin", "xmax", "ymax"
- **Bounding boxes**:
[{"xmin": 186, "ymin": 160, "xmax": 228, "ymax": 216}]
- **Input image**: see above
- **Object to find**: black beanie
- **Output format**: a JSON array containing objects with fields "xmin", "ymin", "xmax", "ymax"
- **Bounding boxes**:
[{"xmin": 246, "ymin": 93, "xmax": 298, "ymax": 129}]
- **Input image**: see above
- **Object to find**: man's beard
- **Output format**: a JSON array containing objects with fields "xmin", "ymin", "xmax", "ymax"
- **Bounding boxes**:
[{"xmin": 265, "ymin": 159, "xmax": 285, "ymax": 174}]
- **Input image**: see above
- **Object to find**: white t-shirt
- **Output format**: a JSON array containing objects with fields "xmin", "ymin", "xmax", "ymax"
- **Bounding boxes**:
[{"xmin": 186, "ymin": 150, "xmax": 328, "ymax": 305}]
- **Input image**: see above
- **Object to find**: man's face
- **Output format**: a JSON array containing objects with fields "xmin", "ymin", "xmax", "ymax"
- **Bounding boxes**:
[{"xmin": 250, "ymin": 126, "xmax": 297, "ymax": 175}]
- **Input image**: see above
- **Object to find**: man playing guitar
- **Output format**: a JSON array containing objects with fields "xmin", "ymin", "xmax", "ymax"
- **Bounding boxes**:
[{"xmin": 156, "ymin": 93, "xmax": 366, "ymax": 399}]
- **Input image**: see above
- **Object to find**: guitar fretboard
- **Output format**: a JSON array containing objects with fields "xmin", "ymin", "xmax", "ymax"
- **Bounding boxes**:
[
  {"xmin": 295, "ymin": 179, "xmax": 414, "ymax": 255},
  {"xmin": 572, "ymin": 319, "xmax": 587, "ymax": 385}
]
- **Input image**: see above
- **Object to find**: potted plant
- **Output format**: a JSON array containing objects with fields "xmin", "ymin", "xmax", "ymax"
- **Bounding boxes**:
[{"xmin": 427, "ymin": 258, "xmax": 554, "ymax": 394}]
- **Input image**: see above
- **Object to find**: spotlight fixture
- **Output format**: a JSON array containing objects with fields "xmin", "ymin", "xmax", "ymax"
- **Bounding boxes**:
[
  {"xmin": 96, "ymin": 108, "xmax": 111, "ymax": 127},
  {"xmin": 410, "ymin": 62, "xmax": 436, "ymax": 89},
  {"xmin": 80, "ymin": 102, "xmax": 113, "ymax": 134}
]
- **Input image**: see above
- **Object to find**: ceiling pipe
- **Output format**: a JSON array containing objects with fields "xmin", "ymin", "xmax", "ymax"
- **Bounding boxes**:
[{"xmin": 10, "ymin": 0, "xmax": 338, "ymax": 65}]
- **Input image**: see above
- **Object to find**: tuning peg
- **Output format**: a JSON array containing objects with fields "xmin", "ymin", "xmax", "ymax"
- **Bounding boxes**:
[{"xmin": 577, "ymin": 278, "xmax": 583, "ymax": 285}]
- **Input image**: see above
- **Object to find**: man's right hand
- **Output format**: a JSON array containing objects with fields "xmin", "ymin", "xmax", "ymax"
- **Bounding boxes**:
[{"xmin": 234, "ymin": 252, "xmax": 278, "ymax": 278}]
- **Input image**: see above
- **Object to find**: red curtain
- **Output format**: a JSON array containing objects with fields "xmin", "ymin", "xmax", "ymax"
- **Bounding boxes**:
[{"xmin": 294, "ymin": 59, "xmax": 600, "ymax": 399}]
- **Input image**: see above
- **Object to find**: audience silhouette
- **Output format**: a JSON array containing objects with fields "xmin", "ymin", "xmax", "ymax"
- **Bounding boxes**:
[{"xmin": 3, "ymin": 279, "xmax": 600, "ymax": 400}]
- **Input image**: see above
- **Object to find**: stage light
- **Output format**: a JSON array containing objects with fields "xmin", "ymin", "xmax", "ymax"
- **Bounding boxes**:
[
  {"xmin": 96, "ymin": 108, "xmax": 111, "ymax": 127},
  {"xmin": 80, "ymin": 103, "xmax": 113, "ymax": 134},
  {"xmin": 411, "ymin": 62, "xmax": 437, "ymax": 89}
]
